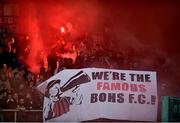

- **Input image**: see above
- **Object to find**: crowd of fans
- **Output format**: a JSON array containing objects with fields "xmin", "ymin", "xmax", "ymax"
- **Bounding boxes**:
[
  {"xmin": 0, "ymin": 30, "xmax": 44, "ymax": 121},
  {"xmin": 0, "ymin": 26, "xmax": 179, "ymax": 121}
]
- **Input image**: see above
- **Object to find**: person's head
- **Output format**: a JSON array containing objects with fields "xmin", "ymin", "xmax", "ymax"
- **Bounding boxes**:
[
  {"xmin": 19, "ymin": 83, "xmax": 25, "ymax": 90},
  {"xmin": 29, "ymin": 81, "xmax": 34, "ymax": 88},
  {"xmin": 45, "ymin": 80, "xmax": 61, "ymax": 101},
  {"xmin": 19, "ymin": 98, "xmax": 24, "ymax": 104},
  {"xmin": 3, "ymin": 91, "xmax": 7, "ymax": 98},
  {"xmin": 3, "ymin": 64, "xmax": 7, "ymax": 69},
  {"xmin": 39, "ymin": 74, "xmax": 44, "ymax": 81},
  {"xmin": 13, "ymin": 93, "xmax": 18, "ymax": 99},
  {"xmin": 26, "ymin": 93, "xmax": 32, "ymax": 99},
  {"xmin": 31, "ymin": 74, "xmax": 36, "ymax": 81},
  {"xmin": 27, "ymin": 72, "xmax": 32, "ymax": 81},
  {"xmin": 7, "ymin": 89, "xmax": 12, "ymax": 94},
  {"xmin": 7, "ymin": 94, "xmax": 13, "ymax": 99},
  {"xmin": 14, "ymin": 72, "xmax": 20, "ymax": 79}
]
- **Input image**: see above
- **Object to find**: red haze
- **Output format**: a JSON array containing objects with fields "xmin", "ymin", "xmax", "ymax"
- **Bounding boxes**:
[{"xmin": 15, "ymin": 0, "xmax": 101, "ymax": 73}]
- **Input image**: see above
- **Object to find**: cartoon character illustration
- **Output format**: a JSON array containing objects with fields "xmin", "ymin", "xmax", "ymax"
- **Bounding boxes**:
[{"xmin": 43, "ymin": 71, "xmax": 91, "ymax": 121}]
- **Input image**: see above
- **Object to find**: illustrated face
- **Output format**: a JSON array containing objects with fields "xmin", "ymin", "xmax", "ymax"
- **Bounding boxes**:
[{"xmin": 49, "ymin": 83, "xmax": 61, "ymax": 101}]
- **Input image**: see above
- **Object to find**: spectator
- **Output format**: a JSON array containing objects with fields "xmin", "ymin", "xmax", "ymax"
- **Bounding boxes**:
[
  {"xmin": 0, "ymin": 73, "xmax": 11, "ymax": 91},
  {"xmin": 13, "ymin": 92, "xmax": 19, "ymax": 108},
  {"xmin": 5, "ymin": 94, "xmax": 16, "ymax": 109},
  {"xmin": 17, "ymin": 98, "xmax": 26, "ymax": 110},
  {"xmin": 54, "ymin": 61, "xmax": 61, "ymax": 75},
  {"xmin": 17, "ymin": 98, "xmax": 26, "ymax": 122},
  {"xmin": 17, "ymin": 83, "xmax": 26, "ymax": 98},
  {"xmin": 25, "ymin": 93, "xmax": 33, "ymax": 110},
  {"xmin": 3, "ymin": 93, "xmax": 15, "ymax": 121},
  {"xmin": 25, "ymin": 92, "xmax": 35, "ymax": 121},
  {"xmin": 36, "ymin": 72, "xmax": 46, "ymax": 85},
  {"xmin": 2, "ymin": 91, "xmax": 8, "ymax": 106},
  {"xmin": 11, "ymin": 72, "xmax": 24, "ymax": 91}
]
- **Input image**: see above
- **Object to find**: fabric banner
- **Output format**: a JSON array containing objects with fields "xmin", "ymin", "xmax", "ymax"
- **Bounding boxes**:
[{"xmin": 37, "ymin": 68, "xmax": 157, "ymax": 122}]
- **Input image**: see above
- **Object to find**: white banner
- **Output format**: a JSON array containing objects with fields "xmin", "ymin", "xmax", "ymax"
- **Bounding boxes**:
[{"xmin": 37, "ymin": 68, "xmax": 157, "ymax": 122}]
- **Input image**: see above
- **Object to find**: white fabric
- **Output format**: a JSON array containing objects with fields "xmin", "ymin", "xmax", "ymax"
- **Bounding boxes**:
[{"xmin": 37, "ymin": 68, "xmax": 157, "ymax": 122}]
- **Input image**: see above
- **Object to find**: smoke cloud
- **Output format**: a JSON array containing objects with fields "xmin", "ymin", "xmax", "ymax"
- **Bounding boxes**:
[{"xmin": 12, "ymin": 0, "xmax": 180, "ymax": 95}]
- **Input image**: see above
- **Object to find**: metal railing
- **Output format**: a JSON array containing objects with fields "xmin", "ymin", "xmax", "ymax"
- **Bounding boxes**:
[{"xmin": 0, "ymin": 109, "xmax": 43, "ymax": 122}]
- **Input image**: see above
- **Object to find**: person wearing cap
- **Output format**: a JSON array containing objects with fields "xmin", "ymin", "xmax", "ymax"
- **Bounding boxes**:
[
  {"xmin": 44, "ymin": 79, "xmax": 70, "ymax": 121},
  {"xmin": 44, "ymin": 70, "xmax": 91, "ymax": 121}
]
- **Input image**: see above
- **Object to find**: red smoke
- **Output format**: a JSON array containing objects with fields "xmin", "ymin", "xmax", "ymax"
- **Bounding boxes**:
[{"xmin": 15, "ymin": 0, "xmax": 101, "ymax": 73}]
